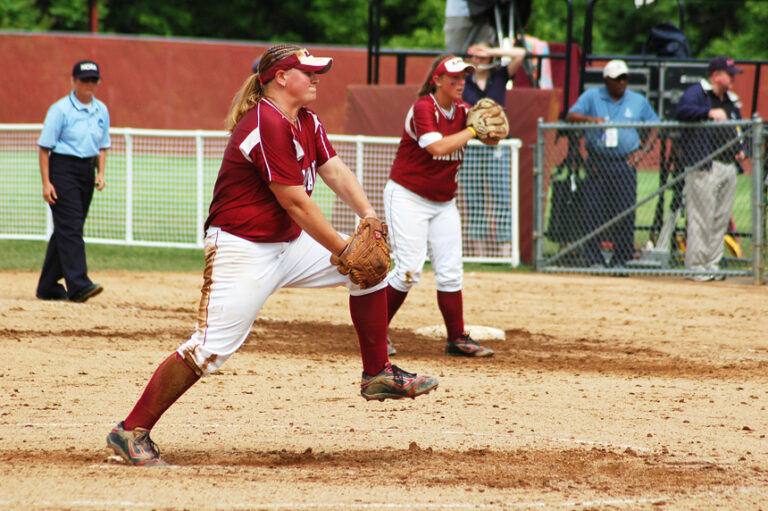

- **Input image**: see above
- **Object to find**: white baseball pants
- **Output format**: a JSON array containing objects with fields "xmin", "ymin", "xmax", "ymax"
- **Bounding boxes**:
[
  {"xmin": 178, "ymin": 227, "xmax": 388, "ymax": 376},
  {"xmin": 383, "ymin": 180, "xmax": 463, "ymax": 293}
]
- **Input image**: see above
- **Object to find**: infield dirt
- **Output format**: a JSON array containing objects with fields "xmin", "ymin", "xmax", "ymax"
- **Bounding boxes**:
[{"xmin": 1, "ymin": 269, "xmax": 767, "ymax": 510}]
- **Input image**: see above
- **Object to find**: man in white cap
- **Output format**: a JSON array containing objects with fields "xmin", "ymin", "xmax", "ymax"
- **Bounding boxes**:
[{"xmin": 566, "ymin": 59, "xmax": 658, "ymax": 268}]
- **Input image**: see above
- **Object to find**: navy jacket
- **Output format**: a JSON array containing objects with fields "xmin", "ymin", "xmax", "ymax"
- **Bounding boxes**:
[{"xmin": 674, "ymin": 79, "xmax": 743, "ymax": 169}]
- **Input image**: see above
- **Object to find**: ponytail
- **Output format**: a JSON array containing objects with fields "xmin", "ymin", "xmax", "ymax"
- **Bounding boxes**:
[{"xmin": 226, "ymin": 74, "xmax": 263, "ymax": 132}]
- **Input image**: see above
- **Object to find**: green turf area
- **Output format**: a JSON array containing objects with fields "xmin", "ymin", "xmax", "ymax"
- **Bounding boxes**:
[
  {"xmin": 0, "ymin": 239, "xmax": 530, "ymax": 273},
  {"xmin": 0, "ymin": 240, "xmax": 205, "ymax": 272},
  {"xmin": 0, "ymin": 151, "xmax": 339, "ymax": 245},
  {"xmin": 540, "ymin": 169, "xmax": 755, "ymax": 265},
  {"xmin": 462, "ymin": 261, "xmax": 532, "ymax": 273}
]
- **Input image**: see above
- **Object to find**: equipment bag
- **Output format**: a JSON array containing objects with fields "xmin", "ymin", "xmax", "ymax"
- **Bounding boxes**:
[{"xmin": 641, "ymin": 22, "xmax": 692, "ymax": 58}]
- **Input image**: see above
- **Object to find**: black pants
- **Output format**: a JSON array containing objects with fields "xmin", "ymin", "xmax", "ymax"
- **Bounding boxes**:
[
  {"xmin": 37, "ymin": 153, "xmax": 96, "ymax": 298},
  {"xmin": 582, "ymin": 155, "xmax": 637, "ymax": 266}
]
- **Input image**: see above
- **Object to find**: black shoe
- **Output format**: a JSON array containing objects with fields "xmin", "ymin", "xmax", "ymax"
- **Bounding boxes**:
[
  {"xmin": 36, "ymin": 284, "xmax": 68, "ymax": 300},
  {"xmin": 70, "ymin": 283, "xmax": 104, "ymax": 303}
]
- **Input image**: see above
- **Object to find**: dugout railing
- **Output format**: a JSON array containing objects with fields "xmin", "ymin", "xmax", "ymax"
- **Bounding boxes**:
[
  {"xmin": 534, "ymin": 118, "xmax": 766, "ymax": 283},
  {"xmin": 0, "ymin": 125, "xmax": 522, "ymax": 266}
]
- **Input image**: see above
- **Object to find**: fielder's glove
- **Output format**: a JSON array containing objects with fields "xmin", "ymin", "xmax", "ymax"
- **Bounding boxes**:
[
  {"xmin": 330, "ymin": 217, "xmax": 390, "ymax": 289},
  {"xmin": 466, "ymin": 98, "xmax": 510, "ymax": 144}
]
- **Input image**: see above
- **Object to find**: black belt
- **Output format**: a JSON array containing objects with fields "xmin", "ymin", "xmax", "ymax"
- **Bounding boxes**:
[{"xmin": 51, "ymin": 152, "xmax": 97, "ymax": 163}]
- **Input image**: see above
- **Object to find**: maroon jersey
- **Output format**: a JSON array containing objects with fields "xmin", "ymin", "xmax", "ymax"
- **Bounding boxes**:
[
  {"xmin": 205, "ymin": 99, "xmax": 336, "ymax": 242},
  {"xmin": 389, "ymin": 94, "xmax": 470, "ymax": 202}
]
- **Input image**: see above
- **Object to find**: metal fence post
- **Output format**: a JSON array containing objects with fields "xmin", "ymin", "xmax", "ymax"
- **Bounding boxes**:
[
  {"xmin": 355, "ymin": 135, "xmax": 365, "ymax": 222},
  {"xmin": 355, "ymin": 135, "xmax": 365, "ymax": 183},
  {"xmin": 195, "ymin": 132, "xmax": 205, "ymax": 248},
  {"xmin": 534, "ymin": 118, "xmax": 544, "ymax": 270},
  {"xmin": 510, "ymin": 139, "xmax": 521, "ymax": 267},
  {"xmin": 752, "ymin": 117, "xmax": 764, "ymax": 284},
  {"xmin": 125, "ymin": 130, "xmax": 134, "ymax": 244}
]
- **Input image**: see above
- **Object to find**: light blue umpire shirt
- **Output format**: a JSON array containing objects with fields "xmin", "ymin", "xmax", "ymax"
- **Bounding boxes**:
[
  {"xmin": 38, "ymin": 90, "xmax": 111, "ymax": 158},
  {"xmin": 568, "ymin": 86, "xmax": 658, "ymax": 158}
]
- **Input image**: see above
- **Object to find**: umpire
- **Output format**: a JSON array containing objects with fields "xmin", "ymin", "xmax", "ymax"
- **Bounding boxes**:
[{"xmin": 36, "ymin": 60, "xmax": 110, "ymax": 302}]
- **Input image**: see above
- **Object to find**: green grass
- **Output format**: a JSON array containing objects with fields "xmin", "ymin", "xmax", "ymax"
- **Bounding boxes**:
[
  {"xmin": 462, "ymin": 262, "xmax": 533, "ymax": 273},
  {"xmin": 0, "ymin": 240, "xmax": 531, "ymax": 273},
  {"xmin": 0, "ymin": 240, "xmax": 205, "ymax": 272},
  {"xmin": 540, "ymin": 169, "xmax": 756, "ymax": 265},
  {"xmin": 1, "ymin": 150, "xmax": 339, "ymax": 245}
]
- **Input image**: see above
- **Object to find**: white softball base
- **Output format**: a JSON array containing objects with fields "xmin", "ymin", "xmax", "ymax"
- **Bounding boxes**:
[{"xmin": 413, "ymin": 324, "xmax": 506, "ymax": 341}]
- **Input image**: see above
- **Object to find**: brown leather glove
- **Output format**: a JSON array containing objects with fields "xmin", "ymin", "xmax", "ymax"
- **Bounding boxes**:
[
  {"xmin": 466, "ymin": 98, "xmax": 510, "ymax": 144},
  {"xmin": 330, "ymin": 217, "xmax": 391, "ymax": 288}
]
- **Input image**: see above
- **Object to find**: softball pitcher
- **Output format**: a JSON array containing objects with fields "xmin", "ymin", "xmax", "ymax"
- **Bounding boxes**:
[
  {"xmin": 384, "ymin": 55, "xmax": 494, "ymax": 358},
  {"xmin": 106, "ymin": 44, "xmax": 438, "ymax": 467}
]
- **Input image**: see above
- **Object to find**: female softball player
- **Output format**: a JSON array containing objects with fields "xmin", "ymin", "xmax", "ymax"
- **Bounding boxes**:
[
  {"xmin": 106, "ymin": 44, "xmax": 438, "ymax": 467},
  {"xmin": 384, "ymin": 55, "xmax": 494, "ymax": 358}
]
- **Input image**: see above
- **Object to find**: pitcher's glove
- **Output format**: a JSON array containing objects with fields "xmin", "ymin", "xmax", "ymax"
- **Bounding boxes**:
[
  {"xmin": 466, "ymin": 98, "xmax": 509, "ymax": 144},
  {"xmin": 330, "ymin": 217, "xmax": 391, "ymax": 289}
]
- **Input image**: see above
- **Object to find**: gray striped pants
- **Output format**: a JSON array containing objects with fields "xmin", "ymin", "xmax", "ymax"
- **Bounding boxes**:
[{"xmin": 684, "ymin": 161, "xmax": 738, "ymax": 271}]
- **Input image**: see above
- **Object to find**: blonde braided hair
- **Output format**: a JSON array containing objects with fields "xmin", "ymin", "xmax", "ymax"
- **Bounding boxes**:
[{"xmin": 226, "ymin": 44, "xmax": 302, "ymax": 132}]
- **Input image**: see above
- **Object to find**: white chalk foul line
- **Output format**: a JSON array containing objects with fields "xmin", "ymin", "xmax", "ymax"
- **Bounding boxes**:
[
  {"xmin": 0, "ymin": 497, "xmax": 667, "ymax": 509},
  {"xmin": 3, "ymin": 491, "xmax": 765, "ymax": 510}
]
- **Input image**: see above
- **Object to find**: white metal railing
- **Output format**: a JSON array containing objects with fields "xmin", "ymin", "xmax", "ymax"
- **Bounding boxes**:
[{"xmin": 0, "ymin": 124, "xmax": 522, "ymax": 266}]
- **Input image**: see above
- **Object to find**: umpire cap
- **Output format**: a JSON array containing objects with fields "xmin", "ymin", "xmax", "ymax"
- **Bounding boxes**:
[{"xmin": 73, "ymin": 60, "xmax": 101, "ymax": 79}]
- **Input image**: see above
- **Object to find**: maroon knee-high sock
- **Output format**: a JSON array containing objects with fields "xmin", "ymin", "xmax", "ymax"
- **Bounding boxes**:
[
  {"xmin": 350, "ymin": 289, "xmax": 389, "ymax": 375},
  {"xmin": 386, "ymin": 285, "xmax": 408, "ymax": 324},
  {"xmin": 437, "ymin": 290, "xmax": 465, "ymax": 341},
  {"xmin": 123, "ymin": 352, "xmax": 200, "ymax": 431}
]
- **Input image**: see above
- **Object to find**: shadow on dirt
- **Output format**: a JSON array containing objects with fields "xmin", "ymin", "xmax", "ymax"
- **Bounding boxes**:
[{"xmin": 237, "ymin": 319, "xmax": 768, "ymax": 380}]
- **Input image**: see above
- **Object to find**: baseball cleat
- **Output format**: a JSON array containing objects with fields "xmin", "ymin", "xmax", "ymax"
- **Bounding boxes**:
[
  {"xmin": 386, "ymin": 336, "xmax": 397, "ymax": 356},
  {"xmin": 360, "ymin": 363, "xmax": 438, "ymax": 401},
  {"xmin": 106, "ymin": 421, "xmax": 168, "ymax": 467},
  {"xmin": 445, "ymin": 333, "xmax": 494, "ymax": 357}
]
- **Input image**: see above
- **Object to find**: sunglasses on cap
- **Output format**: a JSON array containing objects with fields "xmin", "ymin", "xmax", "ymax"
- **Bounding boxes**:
[{"xmin": 78, "ymin": 77, "xmax": 100, "ymax": 83}]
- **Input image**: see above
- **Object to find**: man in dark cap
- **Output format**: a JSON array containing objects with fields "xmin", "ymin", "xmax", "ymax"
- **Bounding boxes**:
[{"xmin": 674, "ymin": 56, "xmax": 747, "ymax": 281}]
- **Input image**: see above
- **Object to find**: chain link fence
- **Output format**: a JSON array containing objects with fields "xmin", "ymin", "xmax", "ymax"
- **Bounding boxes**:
[{"xmin": 535, "ymin": 118, "xmax": 765, "ymax": 282}]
